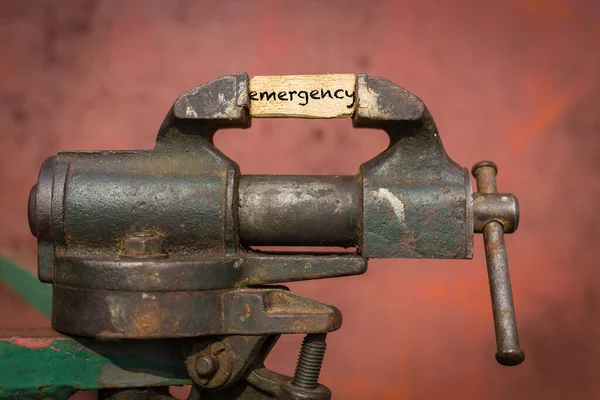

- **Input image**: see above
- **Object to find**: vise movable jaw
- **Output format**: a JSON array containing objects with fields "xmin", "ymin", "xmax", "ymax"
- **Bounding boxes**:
[{"xmin": 28, "ymin": 73, "xmax": 522, "ymax": 398}]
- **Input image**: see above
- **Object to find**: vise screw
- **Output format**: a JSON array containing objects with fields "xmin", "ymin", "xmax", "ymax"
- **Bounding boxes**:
[{"xmin": 28, "ymin": 73, "xmax": 523, "ymax": 399}]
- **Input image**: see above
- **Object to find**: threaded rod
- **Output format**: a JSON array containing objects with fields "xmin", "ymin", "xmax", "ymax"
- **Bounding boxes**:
[{"xmin": 292, "ymin": 334, "xmax": 327, "ymax": 389}]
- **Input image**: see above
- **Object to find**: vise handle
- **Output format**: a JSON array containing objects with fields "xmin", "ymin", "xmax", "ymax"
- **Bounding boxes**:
[{"xmin": 473, "ymin": 161, "xmax": 524, "ymax": 366}]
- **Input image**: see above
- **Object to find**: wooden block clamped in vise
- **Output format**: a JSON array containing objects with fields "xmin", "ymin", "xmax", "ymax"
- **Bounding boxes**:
[{"xmin": 248, "ymin": 74, "xmax": 357, "ymax": 118}]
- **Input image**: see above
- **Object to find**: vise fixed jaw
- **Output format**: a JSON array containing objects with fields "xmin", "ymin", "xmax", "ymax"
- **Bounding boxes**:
[{"xmin": 28, "ymin": 72, "xmax": 522, "ymax": 398}]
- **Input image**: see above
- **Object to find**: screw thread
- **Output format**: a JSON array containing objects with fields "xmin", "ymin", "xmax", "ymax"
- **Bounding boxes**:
[{"xmin": 292, "ymin": 334, "xmax": 327, "ymax": 389}]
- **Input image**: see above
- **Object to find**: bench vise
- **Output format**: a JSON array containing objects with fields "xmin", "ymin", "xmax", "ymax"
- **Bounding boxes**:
[{"xmin": 27, "ymin": 73, "xmax": 523, "ymax": 399}]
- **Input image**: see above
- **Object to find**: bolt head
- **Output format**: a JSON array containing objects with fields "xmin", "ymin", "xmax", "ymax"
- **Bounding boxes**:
[
  {"xmin": 195, "ymin": 355, "xmax": 219, "ymax": 377},
  {"xmin": 123, "ymin": 232, "xmax": 163, "ymax": 256}
]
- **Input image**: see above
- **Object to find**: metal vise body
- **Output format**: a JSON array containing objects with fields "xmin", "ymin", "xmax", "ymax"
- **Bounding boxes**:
[{"xmin": 28, "ymin": 73, "xmax": 522, "ymax": 398}]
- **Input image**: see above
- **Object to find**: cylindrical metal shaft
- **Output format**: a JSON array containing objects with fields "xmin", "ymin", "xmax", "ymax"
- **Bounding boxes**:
[
  {"xmin": 472, "ymin": 161, "xmax": 498, "ymax": 193},
  {"xmin": 483, "ymin": 221, "xmax": 524, "ymax": 365},
  {"xmin": 472, "ymin": 161, "xmax": 524, "ymax": 366},
  {"xmin": 239, "ymin": 175, "xmax": 359, "ymax": 247}
]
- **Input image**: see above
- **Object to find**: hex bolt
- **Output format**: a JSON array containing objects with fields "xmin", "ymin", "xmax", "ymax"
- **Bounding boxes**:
[
  {"xmin": 291, "ymin": 334, "xmax": 327, "ymax": 389},
  {"xmin": 472, "ymin": 161, "xmax": 525, "ymax": 366},
  {"xmin": 195, "ymin": 354, "xmax": 219, "ymax": 378},
  {"xmin": 123, "ymin": 232, "xmax": 164, "ymax": 256}
]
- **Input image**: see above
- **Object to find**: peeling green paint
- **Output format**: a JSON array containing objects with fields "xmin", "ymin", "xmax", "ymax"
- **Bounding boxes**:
[{"xmin": 0, "ymin": 331, "xmax": 190, "ymax": 399}]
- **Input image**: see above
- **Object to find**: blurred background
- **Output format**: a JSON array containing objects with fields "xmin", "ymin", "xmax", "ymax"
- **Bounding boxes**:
[{"xmin": 1, "ymin": 0, "xmax": 599, "ymax": 398}]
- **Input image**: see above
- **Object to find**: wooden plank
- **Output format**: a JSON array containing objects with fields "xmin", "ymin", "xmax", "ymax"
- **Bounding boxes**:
[{"xmin": 249, "ymin": 74, "xmax": 357, "ymax": 118}]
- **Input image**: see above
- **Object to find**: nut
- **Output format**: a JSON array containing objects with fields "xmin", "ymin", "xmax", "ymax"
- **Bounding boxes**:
[{"xmin": 123, "ymin": 232, "xmax": 164, "ymax": 256}]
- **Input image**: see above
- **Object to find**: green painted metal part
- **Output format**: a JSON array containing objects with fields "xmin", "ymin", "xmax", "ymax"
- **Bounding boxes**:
[
  {"xmin": 0, "ymin": 257, "xmax": 51, "ymax": 317},
  {"xmin": 0, "ymin": 328, "xmax": 191, "ymax": 399}
]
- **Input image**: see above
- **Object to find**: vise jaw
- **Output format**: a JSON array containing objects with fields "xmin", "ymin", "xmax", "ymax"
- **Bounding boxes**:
[{"xmin": 28, "ymin": 73, "xmax": 522, "ymax": 398}]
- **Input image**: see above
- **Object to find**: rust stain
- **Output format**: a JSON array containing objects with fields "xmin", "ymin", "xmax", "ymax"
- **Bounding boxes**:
[{"xmin": 37, "ymin": 384, "xmax": 53, "ymax": 392}]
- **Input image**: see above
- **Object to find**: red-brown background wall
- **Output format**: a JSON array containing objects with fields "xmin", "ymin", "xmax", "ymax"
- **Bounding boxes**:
[{"xmin": 1, "ymin": 1, "xmax": 599, "ymax": 398}]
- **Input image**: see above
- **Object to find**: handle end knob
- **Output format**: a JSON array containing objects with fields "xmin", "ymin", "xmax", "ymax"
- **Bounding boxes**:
[
  {"xmin": 496, "ymin": 348, "xmax": 525, "ymax": 367},
  {"xmin": 471, "ymin": 160, "xmax": 497, "ymax": 176}
]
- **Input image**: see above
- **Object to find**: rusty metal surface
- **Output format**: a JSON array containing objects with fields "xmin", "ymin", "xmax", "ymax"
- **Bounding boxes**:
[
  {"xmin": 354, "ymin": 74, "xmax": 473, "ymax": 259},
  {"xmin": 52, "ymin": 286, "xmax": 342, "ymax": 338},
  {"xmin": 241, "ymin": 253, "xmax": 367, "ymax": 285},
  {"xmin": 26, "ymin": 73, "xmax": 476, "ymax": 345},
  {"xmin": 2, "ymin": 1, "xmax": 600, "ymax": 399},
  {"xmin": 54, "ymin": 253, "xmax": 366, "ymax": 291},
  {"xmin": 472, "ymin": 193, "xmax": 519, "ymax": 233},
  {"xmin": 239, "ymin": 175, "xmax": 359, "ymax": 247},
  {"xmin": 19, "ymin": 70, "xmax": 509, "ymax": 398},
  {"xmin": 473, "ymin": 161, "xmax": 523, "ymax": 366}
]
